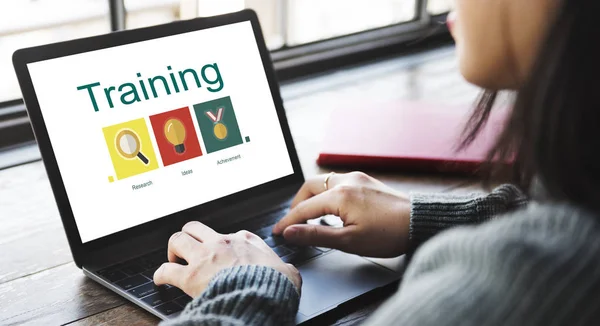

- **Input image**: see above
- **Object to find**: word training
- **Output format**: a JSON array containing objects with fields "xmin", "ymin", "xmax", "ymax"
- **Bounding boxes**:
[{"xmin": 77, "ymin": 63, "xmax": 224, "ymax": 112}]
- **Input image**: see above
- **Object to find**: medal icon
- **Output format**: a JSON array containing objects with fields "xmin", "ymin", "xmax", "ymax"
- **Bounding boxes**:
[
  {"xmin": 213, "ymin": 122, "xmax": 227, "ymax": 140},
  {"xmin": 205, "ymin": 107, "xmax": 228, "ymax": 140},
  {"xmin": 194, "ymin": 96, "xmax": 243, "ymax": 154}
]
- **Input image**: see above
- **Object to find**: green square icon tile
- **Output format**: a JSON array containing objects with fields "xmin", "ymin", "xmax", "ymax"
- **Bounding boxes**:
[
  {"xmin": 193, "ymin": 96, "xmax": 243, "ymax": 154},
  {"xmin": 245, "ymin": 136, "xmax": 250, "ymax": 142}
]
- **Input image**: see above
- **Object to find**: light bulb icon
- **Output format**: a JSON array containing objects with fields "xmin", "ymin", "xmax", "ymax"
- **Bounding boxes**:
[{"xmin": 164, "ymin": 118, "xmax": 186, "ymax": 154}]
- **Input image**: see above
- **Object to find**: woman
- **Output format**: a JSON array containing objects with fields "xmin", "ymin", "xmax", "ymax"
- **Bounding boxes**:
[{"xmin": 155, "ymin": 0, "xmax": 600, "ymax": 324}]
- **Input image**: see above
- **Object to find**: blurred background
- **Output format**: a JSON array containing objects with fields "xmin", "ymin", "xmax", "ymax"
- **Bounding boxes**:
[{"xmin": 0, "ymin": 0, "xmax": 453, "ymax": 103}]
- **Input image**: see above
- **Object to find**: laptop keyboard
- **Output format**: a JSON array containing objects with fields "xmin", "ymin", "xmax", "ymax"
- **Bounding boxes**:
[
  {"xmin": 96, "ymin": 209, "xmax": 329, "ymax": 316},
  {"xmin": 97, "ymin": 249, "xmax": 191, "ymax": 316},
  {"xmin": 262, "ymin": 234, "xmax": 325, "ymax": 264}
]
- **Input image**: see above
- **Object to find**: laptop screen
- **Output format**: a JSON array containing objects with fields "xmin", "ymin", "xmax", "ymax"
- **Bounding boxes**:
[{"xmin": 26, "ymin": 21, "xmax": 294, "ymax": 243}]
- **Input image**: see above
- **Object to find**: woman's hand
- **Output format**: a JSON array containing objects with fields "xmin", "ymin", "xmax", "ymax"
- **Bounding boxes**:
[
  {"xmin": 154, "ymin": 221, "xmax": 302, "ymax": 298},
  {"xmin": 273, "ymin": 172, "xmax": 411, "ymax": 258}
]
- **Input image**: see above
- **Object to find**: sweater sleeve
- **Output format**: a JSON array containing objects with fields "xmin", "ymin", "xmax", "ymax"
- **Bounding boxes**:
[
  {"xmin": 162, "ymin": 265, "xmax": 299, "ymax": 326},
  {"xmin": 409, "ymin": 183, "xmax": 527, "ymax": 249}
]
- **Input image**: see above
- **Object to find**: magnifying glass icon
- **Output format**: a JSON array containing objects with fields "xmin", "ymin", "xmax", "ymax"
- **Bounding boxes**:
[{"xmin": 115, "ymin": 129, "xmax": 149, "ymax": 165}]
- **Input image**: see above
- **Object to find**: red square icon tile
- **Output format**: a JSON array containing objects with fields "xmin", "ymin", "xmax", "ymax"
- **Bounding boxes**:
[{"xmin": 149, "ymin": 107, "xmax": 203, "ymax": 167}]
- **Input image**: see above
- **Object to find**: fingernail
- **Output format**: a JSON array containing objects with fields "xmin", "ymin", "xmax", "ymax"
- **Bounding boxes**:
[
  {"xmin": 285, "ymin": 226, "xmax": 299, "ymax": 238},
  {"xmin": 272, "ymin": 225, "xmax": 280, "ymax": 234}
]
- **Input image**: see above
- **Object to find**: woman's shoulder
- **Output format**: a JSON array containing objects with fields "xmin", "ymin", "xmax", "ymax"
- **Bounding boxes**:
[
  {"xmin": 381, "ymin": 202, "xmax": 600, "ymax": 326},
  {"xmin": 400, "ymin": 202, "xmax": 600, "ymax": 325}
]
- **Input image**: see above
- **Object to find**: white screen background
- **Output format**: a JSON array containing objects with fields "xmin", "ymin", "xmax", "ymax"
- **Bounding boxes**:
[{"xmin": 27, "ymin": 21, "xmax": 294, "ymax": 243}]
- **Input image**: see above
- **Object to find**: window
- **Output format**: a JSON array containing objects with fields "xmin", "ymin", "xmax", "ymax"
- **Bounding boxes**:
[
  {"xmin": 121, "ymin": 0, "xmax": 440, "ymax": 50},
  {"xmin": 1, "ymin": 0, "xmax": 454, "ymax": 104},
  {"xmin": 125, "ymin": 0, "xmax": 182, "ymax": 30},
  {"xmin": 285, "ymin": 0, "xmax": 417, "ymax": 46},
  {"xmin": 428, "ymin": 0, "xmax": 455, "ymax": 15},
  {"xmin": 0, "ymin": 0, "xmax": 452, "ymax": 154},
  {"xmin": 0, "ymin": 0, "xmax": 110, "ymax": 103}
]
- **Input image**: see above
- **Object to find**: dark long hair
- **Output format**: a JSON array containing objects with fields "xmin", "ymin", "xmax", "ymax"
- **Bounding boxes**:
[{"xmin": 460, "ymin": 0, "xmax": 600, "ymax": 211}]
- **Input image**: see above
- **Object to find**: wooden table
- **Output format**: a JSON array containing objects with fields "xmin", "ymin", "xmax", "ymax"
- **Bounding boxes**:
[{"xmin": 0, "ymin": 46, "xmax": 482, "ymax": 325}]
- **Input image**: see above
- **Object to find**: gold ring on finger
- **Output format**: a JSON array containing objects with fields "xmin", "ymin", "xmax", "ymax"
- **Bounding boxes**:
[{"xmin": 324, "ymin": 172, "xmax": 335, "ymax": 191}]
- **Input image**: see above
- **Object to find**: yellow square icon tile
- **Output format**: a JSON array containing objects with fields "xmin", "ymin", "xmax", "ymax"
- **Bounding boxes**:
[{"xmin": 103, "ymin": 118, "xmax": 159, "ymax": 180}]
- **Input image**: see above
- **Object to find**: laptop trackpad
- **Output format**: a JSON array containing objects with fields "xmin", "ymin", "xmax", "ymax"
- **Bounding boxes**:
[{"xmin": 297, "ymin": 250, "xmax": 399, "ymax": 318}]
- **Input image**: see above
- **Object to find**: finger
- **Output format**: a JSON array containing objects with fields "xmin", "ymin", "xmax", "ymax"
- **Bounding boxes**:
[
  {"xmin": 290, "ymin": 173, "xmax": 340, "ymax": 208},
  {"xmin": 282, "ymin": 224, "xmax": 356, "ymax": 250},
  {"xmin": 182, "ymin": 221, "xmax": 220, "ymax": 242},
  {"xmin": 168, "ymin": 231, "xmax": 203, "ymax": 263},
  {"xmin": 153, "ymin": 262, "xmax": 187, "ymax": 287},
  {"xmin": 273, "ymin": 190, "xmax": 341, "ymax": 234},
  {"xmin": 289, "ymin": 178, "xmax": 321, "ymax": 209}
]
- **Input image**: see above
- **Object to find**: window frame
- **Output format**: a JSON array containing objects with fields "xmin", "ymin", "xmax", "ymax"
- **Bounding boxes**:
[{"xmin": 0, "ymin": 0, "xmax": 451, "ymax": 154}]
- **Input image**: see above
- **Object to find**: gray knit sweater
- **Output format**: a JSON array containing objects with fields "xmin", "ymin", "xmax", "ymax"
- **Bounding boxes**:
[{"xmin": 165, "ymin": 185, "xmax": 600, "ymax": 325}]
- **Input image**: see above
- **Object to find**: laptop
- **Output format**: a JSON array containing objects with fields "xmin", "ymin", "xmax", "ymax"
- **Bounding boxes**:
[{"xmin": 12, "ymin": 9, "xmax": 400, "ymax": 323}]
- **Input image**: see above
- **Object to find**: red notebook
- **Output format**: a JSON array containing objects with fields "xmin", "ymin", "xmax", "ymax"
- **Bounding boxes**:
[{"xmin": 317, "ymin": 101, "xmax": 508, "ymax": 174}]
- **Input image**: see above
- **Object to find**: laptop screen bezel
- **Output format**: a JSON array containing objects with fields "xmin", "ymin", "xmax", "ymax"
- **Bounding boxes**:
[{"xmin": 12, "ymin": 10, "xmax": 304, "ymax": 265}]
